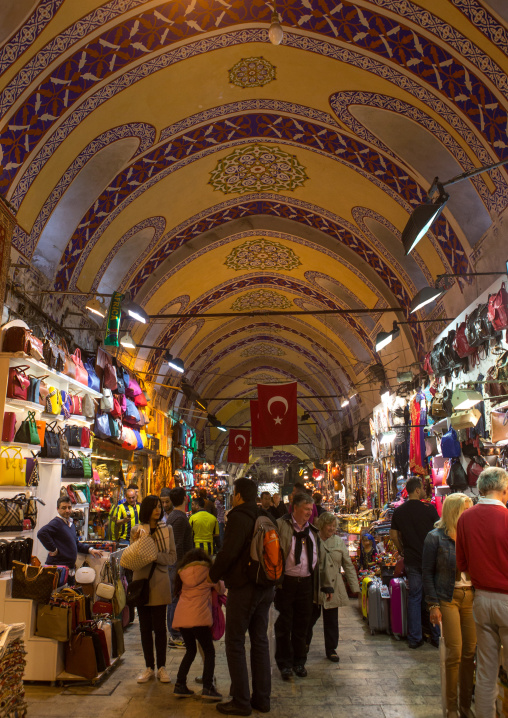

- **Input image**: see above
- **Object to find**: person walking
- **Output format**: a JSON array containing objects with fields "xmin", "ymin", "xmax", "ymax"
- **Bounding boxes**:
[
  {"xmin": 209, "ymin": 477, "xmax": 275, "ymax": 716},
  {"xmin": 172, "ymin": 548, "xmax": 224, "ymax": 700},
  {"xmin": 312, "ymin": 492, "xmax": 326, "ymax": 517},
  {"xmin": 306, "ymin": 512, "xmax": 359, "ymax": 662},
  {"xmin": 268, "ymin": 493, "xmax": 285, "ymax": 521},
  {"xmin": 189, "ymin": 497, "xmax": 220, "ymax": 555},
  {"xmin": 166, "ymin": 486, "xmax": 194, "ymax": 649},
  {"xmin": 423, "ymin": 493, "xmax": 476, "ymax": 718},
  {"xmin": 215, "ymin": 493, "xmax": 226, "ymax": 545},
  {"xmin": 389, "ymin": 476, "xmax": 440, "ymax": 648},
  {"xmin": 116, "ymin": 488, "xmax": 141, "ymax": 541},
  {"xmin": 456, "ymin": 467, "xmax": 508, "ymax": 718},
  {"xmin": 275, "ymin": 492, "xmax": 332, "ymax": 680},
  {"xmin": 132, "ymin": 495, "xmax": 177, "ymax": 684},
  {"xmin": 160, "ymin": 487, "xmax": 173, "ymax": 523}
]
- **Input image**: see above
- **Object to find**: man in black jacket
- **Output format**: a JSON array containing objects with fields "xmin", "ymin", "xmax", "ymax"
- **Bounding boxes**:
[{"xmin": 209, "ymin": 478, "xmax": 274, "ymax": 716}]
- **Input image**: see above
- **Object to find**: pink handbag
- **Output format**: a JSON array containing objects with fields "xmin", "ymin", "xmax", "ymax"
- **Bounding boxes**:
[
  {"xmin": 71, "ymin": 348, "xmax": 88, "ymax": 386},
  {"xmin": 211, "ymin": 590, "xmax": 226, "ymax": 641}
]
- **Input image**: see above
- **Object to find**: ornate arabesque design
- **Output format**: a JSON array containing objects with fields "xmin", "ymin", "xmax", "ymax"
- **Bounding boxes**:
[
  {"xmin": 240, "ymin": 343, "xmax": 286, "ymax": 357},
  {"xmin": 229, "ymin": 57, "xmax": 276, "ymax": 88},
  {"xmin": 231, "ymin": 289, "xmax": 293, "ymax": 312},
  {"xmin": 225, "ymin": 238, "xmax": 301, "ymax": 272}
]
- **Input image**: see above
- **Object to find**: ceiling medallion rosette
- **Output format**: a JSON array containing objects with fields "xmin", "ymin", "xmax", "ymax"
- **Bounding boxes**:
[
  {"xmin": 245, "ymin": 373, "xmax": 282, "ymax": 385},
  {"xmin": 225, "ymin": 238, "xmax": 302, "ymax": 271},
  {"xmin": 240, "ymin": 343, "xmax": 286, "ymax": 357},
  {"xmin": 228, "ymin": 57, "xmax": 276, "ymax": 88},
  {"xmin": 231, "ymin": 289, "xmax": 292, "ymax": 311},
  {"xmin": 209, "ymin": 144, "xmax": 308, "ymax": 195}
]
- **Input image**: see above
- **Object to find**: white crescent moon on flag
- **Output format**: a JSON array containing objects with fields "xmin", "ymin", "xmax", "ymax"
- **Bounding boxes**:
[
  {"xmin": 235, "ymin": 434, "xmax": 246, "ymax": 448},
  {"xmin": 267, "ymin": 396, "xmax": 289, "ymax": 415}
]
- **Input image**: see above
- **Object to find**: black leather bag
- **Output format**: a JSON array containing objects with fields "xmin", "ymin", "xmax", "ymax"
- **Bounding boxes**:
[
  {"xmin": 466, "ymin": 304, "xmax": 485, "ymax": 348},
  {"xmin": 126, "ymin": 563, "xmax": 156, "ymax": 608},
  {"xmin": 40, "ymin": 421, "xmax": 60, "ymax": 458},
  {"xmin": 64, "ymin": 425, "xmax": 81, "ymax": 447},
  {"xmin": 447, "ymin": 459, "xmax": 468, "ymax": 491},
  {"xmin": 61, "ymin": 451, "xmax": 84, "ymax": 479},
  {"xmin": 442, "ymin": 330, "xmax": 461, "ymax": 371}
]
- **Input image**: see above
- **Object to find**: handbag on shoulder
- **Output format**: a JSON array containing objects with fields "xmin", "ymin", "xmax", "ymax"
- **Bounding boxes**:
[{"xmin": 125, "ymin": 563, "xmax": 156, "ymax": 608}]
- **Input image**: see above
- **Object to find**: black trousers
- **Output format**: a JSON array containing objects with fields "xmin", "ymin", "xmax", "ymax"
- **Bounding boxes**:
[
  {"xmin": 225, "ymin": 583, "xmax": 274, "ymax": 711},
  {"xmin": 306, "ymin": 603, "xmax": 339, "ymax": 655},
  {"xmin": 177, "ymin": 626, "xmax": 215, "ymax": 689},
  {"xmin": 274, "ymin": 575, "xmax": 313, "ymax": 670},
  {"xmin": 137, "ymin": 604, "xmax": 167, "ymax": 669}
]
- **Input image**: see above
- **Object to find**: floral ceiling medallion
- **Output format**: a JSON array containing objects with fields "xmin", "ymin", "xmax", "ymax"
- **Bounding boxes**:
[
  {"xmin": 225, "ymin": 238, "xmax": 301, "ymax": 272},
  {"xmin": 209, "ymin": 144, "xmax": 308, "ymax": 195},
  {"xmin": 229, "ymin": 57, "xmax": 276, "ymax": 88},
  {"xmin": 240, "ymin": 342, "xmax": 286, "ymax": 357},
  {"xmin": 245, "ymin": 373, "xmax": 282, "ymax": 385},
  {"xmin": 231, "ymin": 289, "xmax": 292, "ymax": 312}
]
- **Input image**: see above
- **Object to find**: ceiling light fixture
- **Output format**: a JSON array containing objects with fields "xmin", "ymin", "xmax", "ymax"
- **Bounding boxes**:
[
  {"xmin": 397, "ymin": 370, "xmax": 413, "ymax": 383},
  {"xmin": 301, "ymin": 412, "xmax": 310, "ymax": 422},
  {"xmin": 207, "ymin": 413, "xmax": 227, "ymax": 431},
  {"xmin": 120, "ymin": 332, "xmax": 136, "ymax": 349},
  {"xmin": 356, "ymin": 441, "xmax": 365, "ymax": 451},
  {"xmin": 410, "ymin": 286, "xmax": 446, "ymax": 314},
  {"xmin": 452, "ymin": 388, "xmax": 483, "ymax": 411},
  {"xmin": 341, "ymin": 397, "xmax": 349, "ymax": 408},
  {"xmin": 85, "ymin": 297, "xmax": 106, "ymax": 318},
  {"xmin": 375, "ymin": 321, "xmax": 400, "ymax": 352},
  {"xmin": 268, "ymin": 5, "xmax": 283, "ymax": 44},
  {"xmin": 402, "ymin": 158, "xmax": 508, "ymax": 255},
  {"xmin": 181, "ymin": 379, "xmax": 208, "ymax": 411},
  {"xmin": 380, "ymin": 385, "xmax": 391, "ymax": 402},
  {"xmin": 165, "ymin": 352, "xmax": 185, "ymax": 373},
  {"xmin": 122, "ymin": 295, "xmax": 149, "ymax": 323}
]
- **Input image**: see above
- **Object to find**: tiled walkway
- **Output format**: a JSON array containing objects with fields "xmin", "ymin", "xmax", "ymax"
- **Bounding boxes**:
[{"xmin": 24, "ymin": 600, "xmax": 447, "ymax": 718}]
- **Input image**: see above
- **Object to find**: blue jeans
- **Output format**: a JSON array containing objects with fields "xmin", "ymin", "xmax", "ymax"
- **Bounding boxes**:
[
  {"xmin": 167, "ymin": 565, "xmax": 181, "ymax": 639},
  {"xmin": 406, "ymin": 565, "xmax": 440, "ymax": 645}
]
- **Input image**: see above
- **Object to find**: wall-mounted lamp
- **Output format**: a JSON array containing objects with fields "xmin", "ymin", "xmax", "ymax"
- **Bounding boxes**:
[
  {"xmin": 85, "ymin": 297, "xmax": 107, "ymax": 318},
  {"xmin": 165, "ymin": 351, "xmax": 185, "ymax": 373},
  {"xmin": 402, "ymin": 158, "xmax": 508, "ymax": 255},
  {"xmin": 122, "ymin": 295, "xmax": 149, "ymax": 323},
  {"xmin": 375, "ymin": 321, "xmax": 400, "ymax": 352},
  {"xmin": 120, "ymin": 332, "xmax": 136, "ymax": 349},
  {"xmin": 207, "ymin": 413, "xmax": 227, "ymax": 431}
]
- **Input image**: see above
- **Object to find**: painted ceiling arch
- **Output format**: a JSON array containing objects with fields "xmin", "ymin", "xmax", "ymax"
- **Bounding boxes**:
[{"xmin": 1, "ymin": 0, "xmax": 507, "ymax": 461}]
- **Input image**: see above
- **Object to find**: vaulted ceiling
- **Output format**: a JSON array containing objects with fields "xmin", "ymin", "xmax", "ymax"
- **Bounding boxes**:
[{"xmin": 1, "ymin": 0, "xmax": 507, "ymax": 464}]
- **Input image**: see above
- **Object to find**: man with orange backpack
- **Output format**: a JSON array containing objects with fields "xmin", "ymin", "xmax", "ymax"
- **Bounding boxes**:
[{"xmin": 209, "ymin": 478, "xmax": 279, "ymax": 716}]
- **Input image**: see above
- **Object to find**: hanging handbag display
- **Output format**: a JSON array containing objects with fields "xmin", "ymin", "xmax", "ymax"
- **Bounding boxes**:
[
  {"xmin": 450, "ymin": 408, "xmax": 481, "ymax": 431},
  {"xmin": 487, "ymin": 282, "xmax": 508, "ymax": 331},
  {"xmin": 79, "ymin": 452, "xmax": 92, "ymax": 479},
  {"xmin": 485, "ymin": 350, "xmax": 508, "ymax": 399},
  {"xmin": 40, "ymin": 421, "xmax": 60, "ymax": 459},
  {"xmin": 56, "ymin": 426, "xmax": 70, "ymax": 459},
  {"xmin": 7, "ymin": 365, "xmax": 31, "ymax": 400},
  {"xmin": 108, "ymin": 416, "xmax": 121, "ymax": 440},
  {"xmin": 64, "ymin": 425, "xmax": 81, "ymax": 447},
  {"xmin": 491, "ymin": 411, "xmax": 508, "ymax": 445},
  {"xmin": 14, "ymin": 410, "xmax": 40, "ymax": 445},
  {"xmin": 0, "ymin": 447, "xmax": 26, "ymax": 485},
  {"xmin": 36, "ymin": 603, "xmax": 72, "ymax": 641},
  {"xmin": 124, "ymin": 399, "xmax": 140, "ymax": 423},
  {"xmin": 125, "ymin": 563, "xmax": 156, "ymax": 608},
  {"xmin": 59, "ymin": 338, "xmax": 75, "ymax": 378},
  {"xmin": 100, "ymin": 388, "xmax": 114, "ymax": 413},
  {"xmin": 453, "ymin": 321, "xmax": 476, "ymax": 358},
  {"xmin": 103, "ymin": 364, "xmax": 117, "ymax": 391},
  {"xmin": 81, "ymin": 426, "xmax": 91, "ymax": 448},
  {"xmin": 94, "ymin": 413, "xmax": 111, "ymax": 439},
  {"xmin": 121, "ymin": 426, "xmax": 137, "ymax": 450},
  {"xmin": 447, "ymin": 459, "xmax": 468, "ymax": 492},
  {"xmin": 25, "ymin": 451, "xmax": 40, "ymax": 488},
  {"xmin": 0, "ymin": 495, "xmax": 25, "ymax": 531},
  {"xmin": 115, "ymin": 367, "xmax": 125, "ymax": 395},
  {"xmin": 84, "ymin": 357, "xmax": 100, "ymax": 392},
  {"xmin": 3, "ymin": 326, "xmax": 44, "ymax": 360},
  {"xmin": 2, "ymin": 411, "xmax": 16, "ymax": 442},
  {"xmin": 61, "ymin": 451, "xmax": 84, "ymax": 479},
  {"xmin": 441, "ymin": 428, "xmax": 461, "ymax": 458},
  {"xmin": 467, "ymin": 455, "xmax": 487, "ymax": 487},
  {"xmin": 110, "ymin": 395, "xmax": 122, "ymax": 419},
  {"xmin": 71, "ymin": 348, "xmax": 88, "ymax": 385},
  {"xmin": 83, "ymin": 393, "xmax": 96, "ymax": 419},
  {"xmin": 75, "ymin": 561, "xmax": 96, "ymax": 584},
  {"xmin": 11, "ymin": 560, "xmax": 58, "ymax": 603},
  {"xmin": 125, "ymin": 375, "xmax": 142, "ymax": 398},
  {"xmin": 65, "ymin": 632, "xmax": 98, "ymax": 679}
]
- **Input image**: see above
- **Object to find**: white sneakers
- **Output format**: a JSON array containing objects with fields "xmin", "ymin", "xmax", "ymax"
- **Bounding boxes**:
[
  {"xmin": 137, "ymin": 667, "xmax": 154, "ymax": 683},
  {"xmin": 157, "ymin": 667, "xmax": 171, "ymax": 683},
  {"xmin": 137, "ymin": 667, "xmax": 171, "ymax": 683}
]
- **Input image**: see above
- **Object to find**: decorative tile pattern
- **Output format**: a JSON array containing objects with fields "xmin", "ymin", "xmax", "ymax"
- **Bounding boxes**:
[
  {"xmin": 209, "ymin": 144, "xmax": 308, "ymax": 195},
  {"xmin": 231, "ymin": 289, "xmax": 293, "ymax": 311},
  {"xmin": 244, "ymin": 372, "xmax": 284, "ymax": 385},
  {"xmin": 240, "ymin": 342, "xmax": 286, "ymax": 357},
  {"xmin": 225, "ymin": 238, "xmax": 301, "ymax": 271},
  {"xmin": 229, "ymin": 56, "xmax": 276, "ymax": 88}
]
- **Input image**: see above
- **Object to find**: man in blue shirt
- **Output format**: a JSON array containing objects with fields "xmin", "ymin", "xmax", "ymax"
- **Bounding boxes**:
[{"xmin": 38, "ymin": 496, "xmax": 103, "ymax": 570}]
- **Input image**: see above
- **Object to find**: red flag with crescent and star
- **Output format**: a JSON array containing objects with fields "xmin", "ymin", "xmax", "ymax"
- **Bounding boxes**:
[
  {"xmin": 257, "ymin": 382, "xmax": 298, "ymax": 446},
  {"xmin": 227, "ymin": 429, "xmax": 251, "ymax": 463},
  {"xmin": 250, "ymin": 400, "xmax": 271, "ymax": 448}
]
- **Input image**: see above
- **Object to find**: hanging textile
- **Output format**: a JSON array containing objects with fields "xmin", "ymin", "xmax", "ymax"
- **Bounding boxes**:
[{"xmin": 409, "ymin": 392, "xmax": 426, "ymax": 476}]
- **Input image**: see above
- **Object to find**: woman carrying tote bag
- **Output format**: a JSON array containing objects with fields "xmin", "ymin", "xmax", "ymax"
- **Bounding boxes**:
[{"xmin": 131, "ymin": 495, "xmax": 176, "ymax": 685}]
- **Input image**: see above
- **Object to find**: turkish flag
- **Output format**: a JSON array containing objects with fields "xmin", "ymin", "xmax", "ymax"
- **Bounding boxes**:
[
  {"xmin": 227, "ymin": 429, "xmax": 250, "ymax": 463},
  {"xmin": 250, "ymin": 400, "xmax": 271, "ymax": 448},
  {"xmin": 257, "ymin": 382, "xmax": 298, "ymax": 446}
]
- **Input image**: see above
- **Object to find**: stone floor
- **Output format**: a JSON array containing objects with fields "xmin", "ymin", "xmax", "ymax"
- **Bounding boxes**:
[{"xmin": 24, "ymin": 600, "xmax": 451, "ymax": 718}]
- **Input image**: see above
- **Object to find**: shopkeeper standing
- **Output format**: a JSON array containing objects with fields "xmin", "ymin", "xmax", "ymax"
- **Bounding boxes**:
[
  {"xmin": 38, "ymin": 496, "xmax": 103, "ymax": 572},
  {"xmin": 116, "ymin": 488, "xmax": 141, "ymax": 541}
]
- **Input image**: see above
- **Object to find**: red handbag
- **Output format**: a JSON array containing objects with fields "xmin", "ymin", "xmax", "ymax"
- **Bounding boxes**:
[
  {"xmin": 110, "ymin": 396, "xmax": 122, "ymax": 419},
  {"xmin": 467, "ymin": 456, "xmax": 487, "ymax": 487},
  {"xmin": 2, "ymin": 412, "xmax": 16, "ymax": 442},
  {"xmin": 488, "ymin": 282, "xmax": 508, "ymax": 331},
  {"xmin": 454, "ymin": 321, "xmax": 476, "ymax": 358},
  {"xmin": 71, "ymin": 348, "xmax": 88, "ymax": 386},
  {"xmin": 134, "ymin": 392, "xmax": 148, "ymax": 407},
  {"xmin": 7, "ymin": 365, "xmax": 31, "ymax": 400},
  {"xmin": 68, "ymin": 394, "xmax": 83, "ymax": 415},
  {"xmin": 81, "ymin": 426, "xmax": 91, "ymax": 448},
  {"xmin": 92, "ymin": 601, "xmax": 113, "ymax": 616},
  {"xmin": 423, "ymin": 352, "xmax": 434, "ymax": 375},
  {"xmin": 103, "ymin": 364, "xmax": 117, "ymax": 391}
]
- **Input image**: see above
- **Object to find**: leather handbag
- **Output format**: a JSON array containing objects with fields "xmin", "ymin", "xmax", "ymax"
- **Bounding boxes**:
[
  {"xmin": 111, "ymin": 618, "xmax": 125, "ymax": 656},
  {"xmin": 36, "ymin": 603, "xmax": 72, "ymax": 641},
  {"xmin": 103, "ymin": 364, "xmax": 117, "ymax": 391},
  {"xmin": 14, "ymin": 410, "xmax": 40, "ymax": 445},
  {"xmin": 46, "ymin": 386, "xmax": 63, "ymax": 415},
  {"xmin": 7, "ymin": 365, "xmax": 31, "ymax": 400},
  {"xmin": 56, "ymin": 426, "xmax": 70, "ymax": 459},
  {"xmin": 35, "ymin": 420, "xmax": 46, "ymax": 446},
  {"xmin": 0, "ymin": 447, "xmax": 26, "ymax": 485},
  {"xmin": 110, "ymin": 395, "xmax": 122, "ymax": 419},
  {"xmin": 126, "ymin": 563, "xmax": 156, "ymax": 608},
  {"xmin": 0, "ymin": 495, "xmax": 25, "ymax": 531},
  {"xmin": 11, "ymin": 560, "xmax": 58, "ymax": 603},
  {"xmin": 491, "ymin": 411, "xmax": 508, "ymax": 444},
  {"xmin": 112, "ymin": 579, "xmax": 126, "ymax": 615},
  {"xmin": 94, "ymin": 413, "xmax": 111, "ymax": 439},
  {"xmin": 75, "ymin": 562, "xmax": 96, "ymax": 584},
  {"xmin": 121, "ymin": 426, "xmax": 137, "ymax": 450},
  {"xmin": 83, "ymin": 393, "xmax": 96, "ymax": 419},
  {"xmin": 71, "ymin": 348, "xmax": 88, "ymax": 386},
  {"xmin": 100, "ymin": 388, "xmax": 114, "ymax": 413},
  {"xmin": 441, "ymin": 428, "xmax": 461, "ymax": 458},
  {"xmin": 62, "ymin": 451, "xmax": 84, "ymax": 478},
  {"xmin": 124, "ymin": 399, "xmax": 140, "ymax": 423},
  {"xmin": 447, "ymin": 459, "xmax": 468, "ymax": 491},
  {"xmin": 68, "ymin": 394, "xmax": 83, "ymax": 416},
  {"xmin": 65, "ymin": 632, "xmax": 98, "ymax": 679},
  {"xmin": 64, "ymin": 425, "xmax": 81, "ymax": 447},
  {"xmin": 96, "ymin": 582, "xmax": 115, "ymax": 600},
  {"xmin": 115, "ymin": 368, "xmax": 125, "ymax": 395},
  {"xmin": 125, "ymin": 375, "xmax": 142, "ymax": 398},
  {"xmin": 3, "ymin": 326, "xmax": 44, "ymax": 361},
  {"xmin": 429, "ymin": 394, "xmax": 447, "ymax": 419},
  {"xmin": 38, "ymin": 380, "xmax": 49, "ymax": 408},
  {"xmin": 450, "ymin": 408, "xmax": 481, "ymax": 430},
  {"xmin": 488, "ymin": 282, "xmax": 508, "ymax": 332},
  {"xmin": 92, "ymin": 600, "xmax": 113, "ymax": 615},
  {"xmin": 40, "ymin": 421, "xmax": 60, "ymax": 458},
  {"xmin": 79, "ymin": 452, "xmax": 92, "ymax": 479},
  {"xmin": 59, "ymin": 338, "xmax": 75, "ymax": 378},
  {"xmin": 108, "ymin": 416, "xmax": 121, "ymax": 440},
  {"xmin": 27, "ymin": 374, "xmax": 47, "ymax": 404},
  {"xmin": 2, "ymin": 412, "xmax": 16, "ymax": 442},
  {"xmin": 80, "ymin": 426, "xmax": 91, "ymax": 448},
  {"xmin": 465, "ymin": 304, "xmax": 488, "ymax": 348},
  {"xmin": 454, "ymin": 321, "xmax": 476, "ymax": 358},
  {"xmin": 84, "ymin": 357, "xmax": 100, "ymax": 392},
  {"xmin": 26, "ymin": 452, "xmax": 40, "ymax": 488},
  {"xmin": 467, "ymin": 455, "xmax": 487, "ymax": 487},
  {"xmin": 43, "ymin": 337, "xmax": 65, "ymax": 372}
]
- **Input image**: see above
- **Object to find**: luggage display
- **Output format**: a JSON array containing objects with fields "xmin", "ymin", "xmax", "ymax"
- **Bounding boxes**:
[
  {"xmin": 389, "ymin": 577, "xmax": 407, "ymax": 639},
  {"xmin": 360, "ymin": 576, "xmax": 373, "ymax": 619},
  {"xmin": 367, "ymin": 579, "xmax": 390, "ymax": 636}
]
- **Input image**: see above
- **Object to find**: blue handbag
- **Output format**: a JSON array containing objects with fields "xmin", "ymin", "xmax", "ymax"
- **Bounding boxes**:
[
  {"xmin": 84, "ymin": 358, "xmax": 100, "ymax": 392},
  {"xmin": 94, "ymin": 413, "xmax": 111, "ymax": 439},
  {"xmin": 124, "ymin": 399, "xmax": 140, "ymax": 424},
  {"xmin": 133, "ymin": 430, "xmax": 143, "ymax": 450},
  {"xmin": 441, "ymin": 427, "xmax": 461, "ymax": 458}
]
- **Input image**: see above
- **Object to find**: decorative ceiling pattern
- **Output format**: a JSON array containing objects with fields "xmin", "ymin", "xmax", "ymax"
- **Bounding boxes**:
[{"xmin": 1, "ymin": 0, "xmax": 507, "ymax": 462}]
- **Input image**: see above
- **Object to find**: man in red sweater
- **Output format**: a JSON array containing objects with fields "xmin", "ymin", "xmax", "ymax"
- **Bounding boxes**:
[{"xmin": 456, "ymin": 467, "xmax": 508, "ymax": 718}]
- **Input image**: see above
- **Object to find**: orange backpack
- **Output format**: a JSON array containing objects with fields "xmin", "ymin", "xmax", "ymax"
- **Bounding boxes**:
[{"xmin": 247, "ymin": 515, "xmax": 284, "ymax": 586}]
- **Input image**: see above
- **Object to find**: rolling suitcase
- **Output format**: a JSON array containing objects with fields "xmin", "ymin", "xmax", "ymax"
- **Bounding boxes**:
[
  {"xmin": 361, "ymin": 576, "xmax": 373, "ymax": 619},
  {"xmin": 368, "ymin": 579, "xmax": 390, "ymax": 635},
  {"xmin": 390, "ymin": 577, "xmax": 407, "ymax": 639}
]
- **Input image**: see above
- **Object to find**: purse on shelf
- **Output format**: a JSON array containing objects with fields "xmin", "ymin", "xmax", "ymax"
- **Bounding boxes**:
[
  {"xmin": 0, "ymin": 447, "xmax": 26, "ymax": 485},
  {"xmin": 43, "ymin": 337, "xmax": 65, "ymax": 372},
  {"xmin": 46, "ymin": 386, "xmax": 63, "ymax": 415},
  {"xmin": 64, "ymin": 425, "xmax": 81, "ymax": 447},
  {"xmin": 84, "ymin": 357, "xmax": 100, "ymax": 392},
  {"xmin": 26, "ymin": 451, "xmax": 40, "ymax": 488},
  {"xmin": 2, "ymin": 411, "xmax": 16, "ymax": 442},
  {"xmin": 78, "ymin": 452, "xmax": 92, "ymax": 479},
  {"xmin": 56, "ymin": 426, "xmax": 70, "ymax": 460},
  {"xmin": 3, "ymin": 326, "xmax": 44, "ymax": 360},
  {"xmin": 11, "ymin": 560, "xmax": 59, "ymax": 603},
  {"xmin": 0, "ymin": 494, "xmax": 26, "ymax": 531},
  {"xmin": 40, "ymin": 421, "xmax": 60, "ymax": 459},
  {"xmin": 71, "ymin": 348, "xmax": 88, "ymax": 386},
  {"xmin": 7, "ymin": 365, "xmax": 31, "ymax": 400},
  {"xmin": 83, "ymin": 393, "xmax": 96, "ymax": 419},
  {"xmin": 36, "ymin": 603, "xmax": 72, "ymax": 641},
  {"xmin": 103, "ymin": 363, "xmax": 117, "ymax": 391},
  {"xmin": 27, "ymin": 374, "xmax": 46, "ymax": 404},
  {"xmin": 62, "ymin": 451, "xmax": 84, "ymax": 479},
  {"xmin": 68, "ymin": 394, "xmax": 83, "ymax": 416},
  {"xmin": 14, "ymin": 410, "xmax": 40, "ymax": 445},
  {"xmin": 81, "ymin": 426, "xmax": 91, "ymax": 448},
  {"xmin": 65, "ymin": 632, "xmax": 98, "ymax": 680}
]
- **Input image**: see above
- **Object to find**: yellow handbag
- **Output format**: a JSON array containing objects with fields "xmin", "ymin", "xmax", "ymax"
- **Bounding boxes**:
[
  {"xmin": 139, "ymin": 429, "xmax": 148, "ymax": 448},
  {"xmin": 47, "ymin": 387, "xmax": 62, "ymax": 415},
  {"xmin": 0, "ymin": 446, "xmax": 26, "ymax": 485}
]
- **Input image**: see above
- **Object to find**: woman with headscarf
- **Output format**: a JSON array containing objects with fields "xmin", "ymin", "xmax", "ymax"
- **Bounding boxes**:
[{"xmin": 358, "ymin": 532, "xmax": 378, "ymax": 569}]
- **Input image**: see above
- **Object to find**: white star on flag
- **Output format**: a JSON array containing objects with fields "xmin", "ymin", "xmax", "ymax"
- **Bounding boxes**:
[{"xmin": 274, "ymin": 416, "xmax": 282, "ymax": 424}]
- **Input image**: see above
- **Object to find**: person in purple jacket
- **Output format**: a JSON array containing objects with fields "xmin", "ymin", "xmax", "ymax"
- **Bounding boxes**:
[{"xmin": 38, "ymin": 496, "xmax": 103, "ymax": 573}]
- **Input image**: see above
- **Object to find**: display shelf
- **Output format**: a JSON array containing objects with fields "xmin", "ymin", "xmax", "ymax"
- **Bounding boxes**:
[
  {"xmin": 1, "ymin": 440, "xmax": 41, "ymax": 450},
  {"xmin": 5, "ymin": 399, "xmax": 44, "ymax": 413},
  {"xmin": 57, "ymin": 655, "xmax": 121, "ymax": 685},
  {"xmin": 0, "ymin": 530, "xmax": 34, "ymax": 539},
  {"xmin": 6, "ymin": 402, "xmax": 94, "ymax": 425},
  {"xmin": 3, "ymin": 353, "xmax": 102, "ymax": 399}
]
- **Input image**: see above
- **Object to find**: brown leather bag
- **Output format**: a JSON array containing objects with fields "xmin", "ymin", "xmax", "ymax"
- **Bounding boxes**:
[
  {"xmin": 59, "ymin": 338, "xmax": 75, "ymax": 378},
  {"xmin": 43, "ymin": 338, "xmax": 65, "ymax": 372},
  {"xmin": 65, "ymin": 633, "xmax": 98, "ymax": 679},
  {"xmin": 3, "ymin": 327, "xmax": 44, "ymax": 361},
  {"xmin": 491, "ymin": 411, "xmax": 508, "ymax": 444}
]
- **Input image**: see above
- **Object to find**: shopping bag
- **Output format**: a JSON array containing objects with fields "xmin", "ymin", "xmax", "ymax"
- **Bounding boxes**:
[
  {"xmin": 439, "ymin": 621, "xmax": 446, "ymax": 718},
  {"xmin": 120, "ymin": 530, "xmax": 157, "ymax": 571},
  {"xmin": 36, "ymin": 603, "xmax": 72, "ymax": 641},
  {"xmin": 65, "ymin": 633, "xmax": 98, "ymax": 679}
]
